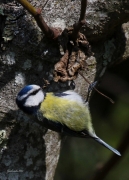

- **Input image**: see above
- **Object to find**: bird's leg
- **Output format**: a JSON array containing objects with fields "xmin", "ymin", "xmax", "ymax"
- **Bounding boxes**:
[{"xmin": 85, "ymin": 81, "xmax": 98, "ymax": 102}]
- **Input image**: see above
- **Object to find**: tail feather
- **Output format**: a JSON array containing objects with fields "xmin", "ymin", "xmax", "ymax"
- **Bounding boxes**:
[{"xmin": 93, "ymin": 136, "xmax": 121, "ymax": 156}]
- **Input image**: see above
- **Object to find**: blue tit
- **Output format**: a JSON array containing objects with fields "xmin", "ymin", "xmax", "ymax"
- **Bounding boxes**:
[{"xmin": 16, "ymin": 84, "xmax": 121, "ymax": 156}]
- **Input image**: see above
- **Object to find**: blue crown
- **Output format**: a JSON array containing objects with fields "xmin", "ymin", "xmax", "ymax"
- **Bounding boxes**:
[{"xmin": 18, "ymin": 85, "xmax": 33, "ymax": 96}]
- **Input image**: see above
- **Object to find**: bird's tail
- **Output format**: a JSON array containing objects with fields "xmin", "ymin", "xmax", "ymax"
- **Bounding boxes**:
[{"xmin": 93, "ymin": 136, "xmax": 121, "ymax": 156}]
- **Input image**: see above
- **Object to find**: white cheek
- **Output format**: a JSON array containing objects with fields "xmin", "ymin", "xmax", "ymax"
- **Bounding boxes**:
[
  {"xmin": 36, "ymin": 90, "xmax": 44, "ymax": 103},
  {"xmin": 25, "ymin": 90, "xmax": 44, "ymax": 107},
  {"xmin": 25, "ymin": 96, "xmax": 38, "ymax": 106}
]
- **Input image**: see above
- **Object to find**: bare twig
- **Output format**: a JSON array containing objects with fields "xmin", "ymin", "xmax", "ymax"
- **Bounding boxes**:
[
  {"xmin": 90, "ymin": 129, "xmax": 129, "ymax": 180},
  {"xmin": 79, "ymin": 0, "xmax": 87, "ymax": 22},
  {"xmin": 79, "ymin": 71, "xmax": 114, "ymax": 103},
  {"xmin": 16, "ymin": 0, "xmax": 61, "ymax": 39},
  {"xmin": 71, "ymin": 0, "xmax": 87, "ymax": 40}
]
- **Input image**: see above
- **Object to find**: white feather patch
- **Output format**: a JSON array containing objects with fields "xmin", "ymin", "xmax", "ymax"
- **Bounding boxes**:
[
  {"xmin": 62, "ymin": 90, "xmax": 84, "ymax": 104},
  {"xmin": 24, "ymin": 90, "xmax": 44, "ymax": 107}
]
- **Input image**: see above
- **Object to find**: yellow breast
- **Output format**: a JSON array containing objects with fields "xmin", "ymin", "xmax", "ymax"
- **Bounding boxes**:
[{"xmin": 40, "ymin": 93, "xmax": 93, "ymax": 132}]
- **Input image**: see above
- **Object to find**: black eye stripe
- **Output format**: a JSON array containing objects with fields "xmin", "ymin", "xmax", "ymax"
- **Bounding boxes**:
[{"xmin": 29, "ymin": 88, "xmax": 41, "ymax": 96}]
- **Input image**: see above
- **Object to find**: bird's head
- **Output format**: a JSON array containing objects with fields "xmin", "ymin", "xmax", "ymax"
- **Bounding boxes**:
[{"xmin": 16, "ymin": 85, "xmax": 44, "ymax": 115}]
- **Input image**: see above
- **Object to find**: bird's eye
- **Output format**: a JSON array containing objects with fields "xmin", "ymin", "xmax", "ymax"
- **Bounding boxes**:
[
  {"xmin": 30, "ymin": 89, "xmax": 40, "ymax": 96},
  {"xmin": 31, "ymin": 91, "xmax": 37, "ymax": 95}
]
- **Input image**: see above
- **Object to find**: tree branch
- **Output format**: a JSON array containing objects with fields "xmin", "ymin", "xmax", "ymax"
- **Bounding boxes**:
[
  {"xmin": 71, "ymin": 0, "xmax": 87, "ymax": 40},
  {"xmin": 79, "ymin": 0, "xmax": 87, "ymax": 22},
  {"xmin": 16, "ymin": 0, "xmax": 61, "ymax": 39}
]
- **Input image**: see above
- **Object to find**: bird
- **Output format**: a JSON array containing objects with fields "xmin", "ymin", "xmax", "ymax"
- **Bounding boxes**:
[{"xmin": 16, "ymin": 84, "xmax": 121, "ymax": 156}]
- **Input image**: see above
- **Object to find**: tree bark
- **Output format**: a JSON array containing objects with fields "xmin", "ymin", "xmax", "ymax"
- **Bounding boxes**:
[{"xmin": 0, "ymin": 0, "xmax": 129, "ymax": 180}]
